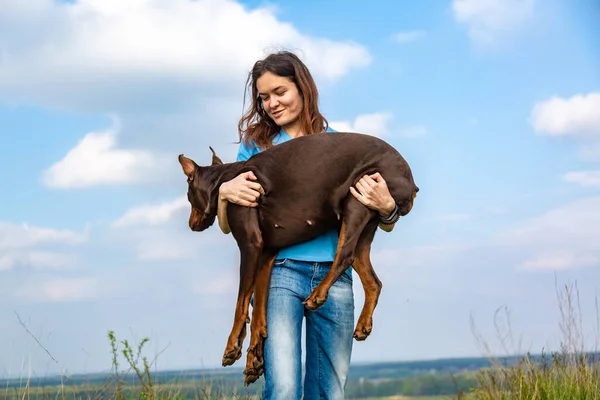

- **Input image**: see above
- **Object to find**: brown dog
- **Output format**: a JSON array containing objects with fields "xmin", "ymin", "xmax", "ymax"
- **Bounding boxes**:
[{"xmin": 178, "ymin": 131, "xmax": 418, "ymax": 385}]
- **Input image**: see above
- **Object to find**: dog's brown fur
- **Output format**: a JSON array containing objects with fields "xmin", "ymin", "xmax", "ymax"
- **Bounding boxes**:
[{"xmin": 178, "ymin": 131, "xmax": 418, "ymax": 385}]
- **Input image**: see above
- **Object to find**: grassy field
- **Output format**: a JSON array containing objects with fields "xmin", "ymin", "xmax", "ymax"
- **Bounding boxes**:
[
  {"xmin": 1, "ymin": 281, "xmax": 599, "ymax": 399},
  {"xmin": 360, "ymin": 397, "xmax": 453, "ymax": 400}
]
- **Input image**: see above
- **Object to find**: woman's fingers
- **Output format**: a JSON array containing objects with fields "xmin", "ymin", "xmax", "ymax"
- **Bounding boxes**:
[{"xmin": 246, "ymin": 181, "xmax": 265, "ymax": 195}]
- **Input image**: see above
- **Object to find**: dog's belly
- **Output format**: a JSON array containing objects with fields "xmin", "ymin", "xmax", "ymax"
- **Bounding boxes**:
[{"xmin": 257, "ymin": 203, "xmax": 340, "ymax": 250}]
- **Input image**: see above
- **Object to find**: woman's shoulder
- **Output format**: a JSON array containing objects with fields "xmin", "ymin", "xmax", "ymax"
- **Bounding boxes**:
[{"xmin": 237, "ymin": 135, "xmax": 261, "ymax": 161}]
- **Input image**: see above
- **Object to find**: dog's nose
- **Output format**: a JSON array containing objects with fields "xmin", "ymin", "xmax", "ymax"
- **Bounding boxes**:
[{"xmin": 190, "ymin": 223, "xmax": 201, "ymax": 231}]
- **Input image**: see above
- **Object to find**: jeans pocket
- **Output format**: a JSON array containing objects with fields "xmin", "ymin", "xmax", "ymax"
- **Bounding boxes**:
[
  {"xmin": 273, "ymin": 258, "xmax": 287, "ymax": 266},
  {"xmin": 338, "ymin": 267, "xmax": 353, "ymax": 285}
]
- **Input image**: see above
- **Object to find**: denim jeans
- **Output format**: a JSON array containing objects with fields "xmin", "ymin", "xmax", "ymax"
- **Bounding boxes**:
[{"xmin": 261, "ymin": 258, "xmax": 355, "ymax": 400}]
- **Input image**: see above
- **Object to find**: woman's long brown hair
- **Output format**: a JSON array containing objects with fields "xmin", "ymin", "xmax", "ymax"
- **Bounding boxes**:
[{"xmin": 237, "ymin": 51, "xmax": 329, "ymax": 150}]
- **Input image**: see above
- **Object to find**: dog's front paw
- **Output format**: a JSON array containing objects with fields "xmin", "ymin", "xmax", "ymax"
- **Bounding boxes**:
[
  {"xmin": 353, "ymin": 316, "xmax": 373, "ymax": 341},
  {"xmin": 303, "ymin": 289, "xmax": 329, "ymax": 311}
]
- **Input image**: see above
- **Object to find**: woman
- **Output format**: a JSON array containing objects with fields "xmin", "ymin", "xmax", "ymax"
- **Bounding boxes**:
[{"xmin": 217, "ymin": 51, "xmax": 398, "ymax": 399}]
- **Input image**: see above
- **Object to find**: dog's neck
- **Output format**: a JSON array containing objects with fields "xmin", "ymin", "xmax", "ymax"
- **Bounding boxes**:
[
  {"xmin": 203, "ymin": 160, "xmax": 247, "ymax": 186},
  {"xmin": 200, "ymin": 161, "xmax": 249, "ymax": 214}
]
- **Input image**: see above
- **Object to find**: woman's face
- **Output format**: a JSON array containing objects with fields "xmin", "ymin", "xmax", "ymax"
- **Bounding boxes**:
[{"xmin": 256, "ymin": 71, "xmax": 304, "ymax": 129}]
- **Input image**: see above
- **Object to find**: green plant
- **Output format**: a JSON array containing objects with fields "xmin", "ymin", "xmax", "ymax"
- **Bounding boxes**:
[{"xmin": 469, "ymin": 279, "xmax": 600, "ymax": 400}]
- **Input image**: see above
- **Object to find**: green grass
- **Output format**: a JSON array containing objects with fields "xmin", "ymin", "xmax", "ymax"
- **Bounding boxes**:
[
  {"xmin": 468, "ymin": 279, "xmax": 600, "ymax": 400},
  {"xmin": 360, "ymin": 397, "xmax": 453, "ymax": 400},
  {"xmin": 471, "ymin": 351, "xmax": 600, "ymax": 399}
]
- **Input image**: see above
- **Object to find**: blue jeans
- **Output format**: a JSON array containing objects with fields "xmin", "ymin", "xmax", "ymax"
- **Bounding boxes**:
[{"xmin": 261, "ymin": 258, "xmax": 355, "ymax": 400}]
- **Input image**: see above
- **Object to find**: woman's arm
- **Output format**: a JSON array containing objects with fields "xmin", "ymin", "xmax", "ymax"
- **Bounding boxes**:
[
  {"xmin": 217, "ymin": 189, "xmax": 231, "ymax": 234},
  {"xmin": 216, "ymin": 140, "xmax": 263, "ymax": 234},
  {"xmin": 216, "ymin": 171, "xmax": 263, "ymax": 234},
  {"xmin": 349, "ymin": 173, "xmax": 399, "ymax": 232}
]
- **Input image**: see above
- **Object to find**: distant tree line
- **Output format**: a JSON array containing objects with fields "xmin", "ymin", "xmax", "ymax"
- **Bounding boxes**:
[{"xmin": 344, "ymin": 371, "xmax": 478, "ymax": 397}]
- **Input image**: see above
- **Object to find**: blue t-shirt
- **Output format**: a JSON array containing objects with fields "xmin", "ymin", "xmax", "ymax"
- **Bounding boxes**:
[{"xmin": 236, "ymin": 127, "xmax": 339, "ymax": 262}]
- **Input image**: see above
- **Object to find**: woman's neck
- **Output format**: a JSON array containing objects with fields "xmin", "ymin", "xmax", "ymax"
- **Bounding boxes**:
[{"xmin": 283, "ymin": 121, "xmax": 304, "ymax": 138}]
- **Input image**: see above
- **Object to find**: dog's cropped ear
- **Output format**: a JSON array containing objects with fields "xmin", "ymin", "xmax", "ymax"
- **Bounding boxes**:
[
  {"xmin": 209, "ymin": 146, "xmax": 223, "ymax": 166},
  {"xmin": 178, "ymin": 154, "xmax": 197, "ymax": 180}
]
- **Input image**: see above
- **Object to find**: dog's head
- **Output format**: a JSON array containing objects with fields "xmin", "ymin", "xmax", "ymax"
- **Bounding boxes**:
[{"xmin": 178, "ymin": 147, "xmax": 224, "ymax": 232}]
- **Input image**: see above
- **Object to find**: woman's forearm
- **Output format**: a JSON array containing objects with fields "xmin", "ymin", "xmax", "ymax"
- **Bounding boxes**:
[{"xmin": 217, "ymin": 186, "xmax": 232, "ymax": 234}]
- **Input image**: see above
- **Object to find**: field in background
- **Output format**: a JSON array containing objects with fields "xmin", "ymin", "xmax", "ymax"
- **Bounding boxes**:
[
  {"xmin": 0, "ymin": 354, "xmax": 490, "ymax": 399},
  {"xmin": 1, "ymin": 281, "xmax": 598, "ymax": 399}
]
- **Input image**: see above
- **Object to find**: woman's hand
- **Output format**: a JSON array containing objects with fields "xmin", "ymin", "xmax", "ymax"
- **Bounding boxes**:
[
  {"xmin": 219, "ymin": 171, "xmax": 264, "ymax": 207},
  {"xmin": 349, "ymin": 172, "xmax": 396, "ymax": 216}
]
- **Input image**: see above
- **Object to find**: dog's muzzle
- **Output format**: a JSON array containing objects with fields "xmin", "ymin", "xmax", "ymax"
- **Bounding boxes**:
[{"xmin": 190, "ymin": 212, "xmax": 216, "ymax": 232}]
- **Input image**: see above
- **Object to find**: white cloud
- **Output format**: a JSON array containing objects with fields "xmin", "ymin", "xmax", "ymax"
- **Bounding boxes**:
[
  {"xmin": 498, "ymin": 196, "xmax": 600, "ymax": 244},
  {"xmin": 7, "ymin": 0, "xmax": 372, "ymax": 189},
  {"xmin": 331, "ymin": 113, "xmax": 427, "ymax": 140},
  {"xmin": 331, "ymin": 112, "xmax": 393, "ymax": 137},
  {"xmin": 379, "ymin": 196, "xmax": 600, "ymax": 273},
  {"xmin": 0, "ymin": 222, "xmax": 87, "ymax": 248},
  {"xmin": 193, "ymin": 270, "xmax": 238, "ymax": 295},
  {"xmin": 15, "ymin": 277, "xmax": 99, "ymax": 302},
  {"xmin": 136, "ymin": 235, "xmax": 198, "ymax": 261},
  {"xmin": 452, "ymin": 0, "xmax": 535, "ymax": 46},
  {"xmin": 111, "ymin": 216, "xmax": 231, "ymax": 262},
  {"xmin": 518, "ymin": 253, "xmax": 598, "ymax": 271},
  {"xmin": 0, "ymin": 0, "xmax": 371, "ymax": 111},
  {"xmin": 105, "ymin": 192, "xmax": 234, "ymax": 262},
  {"xmin": 530, "ymin": 92, "xmax": 600, "ymax": 165},
  {"xmin": 530, "ymin": 92, "xmax": 600, "ymax": 138},
  {"xmin": 0, "ymin": 251, "xmax": 77, "ymax": 271},
  {"xmin": 41, "ymin": 121, "xmax": 160, "ymax": 189},
  {"xmin": 391, "ymin": 30, "xmax": 426, "ymax": 43},
  {"xmin": 112, "ymin": 196, "xmax": 188, "ymax": 228},
  {"xmin": 0, "ymin": 222, "xmax": 87, "ymax": 271},
  {"xmin": 562, "ymin": 170, "xmax": 600, "ymax": 188},
  {"xmin": 494, "ymin": 196, "xmax": 600, "ymax": 270},
  {"xmin": 109, "ymin": 195, "xmax": 225, "ymax": 262}
]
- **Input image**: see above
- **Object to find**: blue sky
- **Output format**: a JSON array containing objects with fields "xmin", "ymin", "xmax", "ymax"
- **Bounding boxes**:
[{"xmin": 1, "ymin": 0, "xmax": 600, "ymax": 380}]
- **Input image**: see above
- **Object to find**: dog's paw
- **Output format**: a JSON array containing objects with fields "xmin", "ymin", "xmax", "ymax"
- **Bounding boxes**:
[
  {"xmin": 243, "ymin": 364, "xmax": 264, "ymax": 386},
  {"xmin": 243, "ymin": 355, "xmax": 265, "ymax": 386},
  {"xmin": 353, "ymin": 317, "xmax": 373, "ymax": 341},
  {"xmin": 243, "ymin": 326, "xmax": 267, "ymax": 385},
  {"xmin": 222, "ymin": 341, "xmax": 243, "ymax": 367},
  {"xmin": 302, "ymin": 291, "xmax": 328, "ymax": 311},
  {"xmin": 222, "ymin": 321, "xmax": 248, "ymax": 367},
  {"xmin": 243, "ymin": 347, "xmax": 265, "ymax": 385}
]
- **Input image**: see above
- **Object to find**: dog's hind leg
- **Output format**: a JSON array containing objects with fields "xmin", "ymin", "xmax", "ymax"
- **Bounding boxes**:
[
  {"xmin": 304, "ymin": 196, "xmax": 375, "ymax": 311},
  {"xmin": 350, "ymin": 220, "xmax": 382, "ymax": 341},
  {"xmin": 222, "ymin": 205, "xmax": 263, "ymax": 367},
  {"xmin": 243, "ymin": 249, "xmax": 277, "ymax": 386}
]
